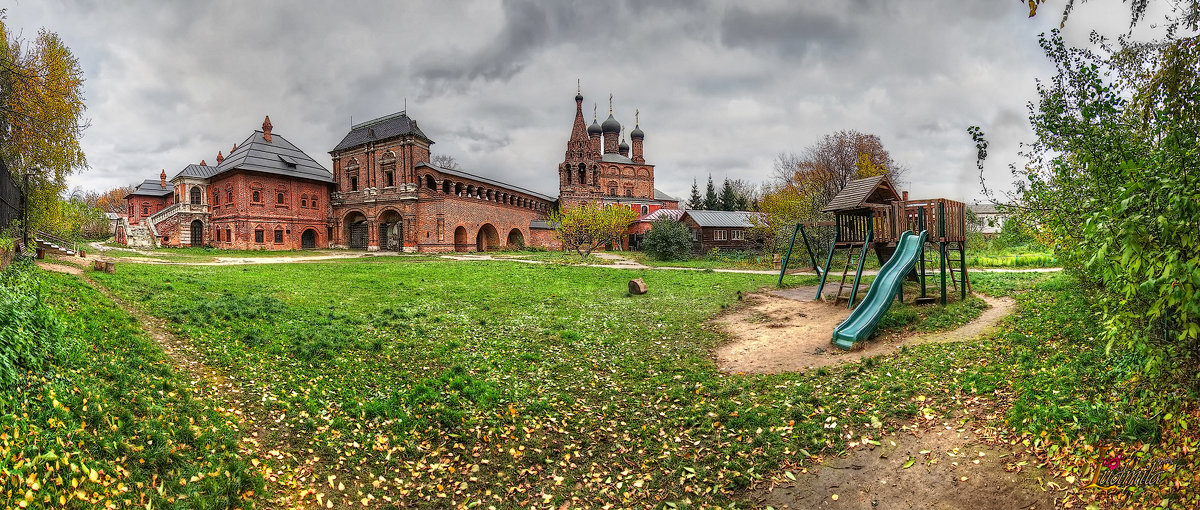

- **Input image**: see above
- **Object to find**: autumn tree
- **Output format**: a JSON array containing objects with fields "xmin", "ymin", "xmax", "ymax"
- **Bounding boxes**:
[
  {"xmin": 0, "ymin": 13, "xmax": 89, "ymax": 237},
  {"xmin": 93, "ymin": 185, "xmax": 133, "ymax": 214},
  {"xmin": 755, "ymin": 130, "xmax": 904, "ymax": 249},
  {"xmin": 548, "ymin": 202, "xmax": 638, "ymax": 258}
]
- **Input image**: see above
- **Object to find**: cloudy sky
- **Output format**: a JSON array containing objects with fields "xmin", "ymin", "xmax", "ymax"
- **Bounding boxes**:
[{"xmin": 3, "ymin": 0, "xmax": 1167, "ymax": 203}]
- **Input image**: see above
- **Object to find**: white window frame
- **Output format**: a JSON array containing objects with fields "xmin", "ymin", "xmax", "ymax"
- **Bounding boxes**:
[
  {"xmin": 714, "ymin": 229, "xmax": 727, "ymax": 241},
  {"xmin": 730, "ymin": 229, "xmax": 745, "ymax": 241}
]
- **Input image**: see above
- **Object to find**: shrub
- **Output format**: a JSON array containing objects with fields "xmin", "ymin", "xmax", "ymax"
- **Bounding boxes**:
[
  {"xmin": 0, "ymin": 259, "xmax": 67, "ymax": 385},
  {"xmin": 641, "ymin": 217, "xmax": 692, "ymax": 260}
]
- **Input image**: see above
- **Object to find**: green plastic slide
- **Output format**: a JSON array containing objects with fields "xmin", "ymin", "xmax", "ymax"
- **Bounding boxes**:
[{"xmin": 831, "ymin": 230, "xmax": 927, "ymax": 350}]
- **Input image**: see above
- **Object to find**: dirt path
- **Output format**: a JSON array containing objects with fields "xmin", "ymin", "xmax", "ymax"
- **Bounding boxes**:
[
  {"xmin": 714, "ymin": 289, "xmax": 1015, "ymax": 374},
  {"xmin": 36, "ymin": 261, "xmax": 335, "ymax": 508},
  {"xmin": 751, "ymin": 421, "xmax": 1062, "ymax": 509}
]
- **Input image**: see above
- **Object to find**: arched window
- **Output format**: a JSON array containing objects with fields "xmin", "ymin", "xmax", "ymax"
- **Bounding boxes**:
[
  {"xmin": 641, "ymin": 205, "xmax": 649, "ymax": 215},
  {"xmin": 442, "ymin": 180, "xmax": 451, "ymax": 194},
  {"xmin": 189, "ymin": 186, "xmax": 202, "ymax": 204},
  {"xmin": 211, "ymin": 189, "xmax": 220, "ymax": 206},
  {"xmin": 425, "ymin": 175, "xmax": 436, "ymax": 190}
]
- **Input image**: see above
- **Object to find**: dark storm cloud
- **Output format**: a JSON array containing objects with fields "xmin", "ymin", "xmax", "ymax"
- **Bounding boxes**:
[
  {"xmin": 4, "ymin": 0, "xmax": 1142, "ymax": 202},
  {"xmin": 718, "ymin": 3, "xmax": 868, "ymax": 61}
]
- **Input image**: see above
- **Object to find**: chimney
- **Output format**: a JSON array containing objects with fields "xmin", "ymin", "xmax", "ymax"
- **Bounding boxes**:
[
  {"xmin": 200, "ymin": 159, "xmax": 207, "ymax": 166},
  {"xmin": 159, "ymin": 169, "xmax": 166, "ymax": 187},
  {"xmin": 216, "ymin": 150, "xmax": 224, "ymax": 165},
  {"xmin": 262, "ymin": 115, "xmax": 273, "ymax": 142},
  {"xmin": 902, "ymin": 190, "xmax": 909, "ymax": 201},
  {"xmin": 231, "ymin": 143, "xmax": 238, "ymax": 153}
]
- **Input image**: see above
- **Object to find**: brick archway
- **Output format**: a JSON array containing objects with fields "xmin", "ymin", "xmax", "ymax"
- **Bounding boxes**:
[
  {"xmin": 506, "ymin": 228, "xmax": 524, "ymax": 249},
  {"xmin": 343, "ymin": 211, "xmax": 368, "ymax": 250},
  {"xmin": 476, "ymin": 223, "xmax": 499, "ymax": 252},
  {"xmin": 454, "ymin": 226, "xmax": 468, "ymax": 252}
]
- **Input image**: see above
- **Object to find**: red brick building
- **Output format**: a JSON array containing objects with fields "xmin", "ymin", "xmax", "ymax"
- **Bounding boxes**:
[
  {"xmin": 120, "ymin": 90, "xmax": 676, "ymax": 253},
  {"xmin": 558, "ymin": 91, "xmax": 678, "ymax": 215},
  {"xmin": 328, "ymin": 112, "xmax": 556, "ymax": 252},
  {"xmin": 124, "ymin": 172, "xmax": 173, "ymax": 224},
  {"xmin": 120, "ymin": 117, "xmax": 335, "ymax": 249}
]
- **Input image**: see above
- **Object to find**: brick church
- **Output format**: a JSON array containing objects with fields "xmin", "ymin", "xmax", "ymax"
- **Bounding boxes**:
[{"xmin": 120, "ymin": 89, "xmax": 676, "ymax": 252}]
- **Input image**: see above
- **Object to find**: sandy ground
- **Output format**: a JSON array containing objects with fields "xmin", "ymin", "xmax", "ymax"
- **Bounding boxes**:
[
  {"xmin": 714, "ymin": 286, "xmax": 1015, "ymax": 373},
  {"xmin": 719, "ymin": 288, "xmax": 1061, "ymax": 509},
  {"xmin": 751, "ymin": 423, "xmax": 1062, "ymax": 509}
]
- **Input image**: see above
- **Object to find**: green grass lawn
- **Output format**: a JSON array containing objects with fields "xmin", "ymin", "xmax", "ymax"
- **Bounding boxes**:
[
  {"xmin": 0, "ymin": 264, "xmax": 259, "ymax": 508},
  {"xmin": 18, "ymin": 257, "xmax": 1186, "ymax": 507}
]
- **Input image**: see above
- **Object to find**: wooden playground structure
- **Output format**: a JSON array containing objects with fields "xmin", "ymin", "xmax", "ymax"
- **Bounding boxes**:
[{"xmin": 777, "ymin": 175, "xmax": 969, "ymax": 306}]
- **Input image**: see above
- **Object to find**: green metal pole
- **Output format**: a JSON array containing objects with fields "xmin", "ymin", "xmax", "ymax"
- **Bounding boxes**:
[
  {"xmin": 815, "ymin": 216, "xmax": 839, "ymax": 300},
  {"xmin": 777, "ymin": 223, "xmax": 801, "ymax": 287},
  {"xmin": 960, "ymin": 241, "xmax": 968, "ymax": 300},
  {"xmin": 799, "ymin": 223, "xmax": 820, "ymax": 277},
  {"xmin": 939, "ymin": 202, "xmax": 947, "ymax": 305},
  {"xmin": 848, "ymin": 220, "xmax": 872, "ymax": 308}
]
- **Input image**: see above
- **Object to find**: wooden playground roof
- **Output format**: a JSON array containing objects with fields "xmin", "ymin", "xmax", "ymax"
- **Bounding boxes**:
[{"xmin": 821, "ymin": 175, "xmax": 901, "ymax": 213}]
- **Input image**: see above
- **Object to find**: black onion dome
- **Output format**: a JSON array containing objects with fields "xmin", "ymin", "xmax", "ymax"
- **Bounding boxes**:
[
  {"xmin": 619, "ymin": 139, "xmax": 630, "ymax": 152},
  {"xmin": 587, "ymin": 120, "xmax": 602, "ymax": 135},
  {"xmin": 630, "ymin": 124, "xmax": 644, "ymax": 139},
  {"xmin": 601, "ymin": 114, "xmax": 621, "ymax": 133}
]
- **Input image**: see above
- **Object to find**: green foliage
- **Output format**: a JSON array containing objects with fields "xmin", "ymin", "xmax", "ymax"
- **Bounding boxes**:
[
  {"xmin": 548, "ymin": 202, "xmax": 638, "ymax": 258},
  {"xmin": 1, "ymin": 267, "xmax": 260, "ymax": 507},
  {"xmin": 641, "ymin": 217, "xmax": 692, "ymax": 260},
  {"xmin": 703, "ymin": 175, "xmax": 719, "ymax": 210},
  {"xmin": 686, "ymin": 178, "xmax": 703, "ymax": 209},
  {"xmin": 0, "ymin": 258, "xmax": 65, "ymax": 385},
  {"xmin": 0, "ymin": 19, "xmax": 89, "ymax": 233},
  {"xmin": 1014, "ymin": 31, "xmax": 1200, "ymax": 383}
]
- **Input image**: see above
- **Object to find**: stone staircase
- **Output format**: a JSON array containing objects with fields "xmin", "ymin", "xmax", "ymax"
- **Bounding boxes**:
[
  {"xmin": 122, "ymin": 218, "xmax": 157, "ymax": 249},
  {"xmin": 34, "ymin": 231, "xmax": 77, "ymax": 256}
]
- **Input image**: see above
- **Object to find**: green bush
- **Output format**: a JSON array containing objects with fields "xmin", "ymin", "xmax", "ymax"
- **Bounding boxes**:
[
  {"xmin": 641, "ymin": 217, "xmax": 692, "ymax": 260},
  {"xmin": 0, "ymin": 259, "xmax": 67, "ymax": 385}
]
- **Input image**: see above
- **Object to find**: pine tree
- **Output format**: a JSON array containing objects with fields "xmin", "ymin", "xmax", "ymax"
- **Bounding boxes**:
[
  {"xmin": 703, "ymin": 175, "xmax": 718, "ymax": 210},
  {"xmin": 686, "ymin": 178, "xmax": 703, "ymax": 209},
  {"xmin": 720, "ymin": 178, "xmax": 737, "ymax": 211}
]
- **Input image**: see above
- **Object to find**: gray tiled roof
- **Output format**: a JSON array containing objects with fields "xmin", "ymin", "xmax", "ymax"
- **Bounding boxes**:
[
  {"xmin": 600, "ymin": 153, "xmax": 634, "ymax": 164},
  {"xmin": 821, "ymin": 175, "xmax": 899, "ymax": 212},
  {"xmin": 529, "ymin": 219, "xmax": 557, "ymax": 230},
  {"xmin": 417, "ymin": 162, "xmax": 556, "ymax": 202},
  {"xmin": 126, "ymin": 179, "xmax": 172, "ymax": 197},
  {"xmin": 331, "ymin": 111, "xmax": 431, "ymax": 152},
  {"xmin": 172, "ymin": 164, "xmax": 222, "ymax": 180},
  {"xmin": 212, "ymin": 131, "xmax": 333, "ymax": 183},
  {"xmin": 682, "ymin": 210, "xmax": 762, "ymax": 228},
  {"xmin": 653, "ymin": 188, "xmax": 676, "ymax": 201},
  {"xmin": 635, "ymin": 208, "xmax": 684, "ymax": 222}
]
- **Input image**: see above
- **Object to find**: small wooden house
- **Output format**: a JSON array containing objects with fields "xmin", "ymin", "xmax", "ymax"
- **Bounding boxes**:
[{"xmin": 679, "ymin": 210, "xmax": 763, "ymax": 253}]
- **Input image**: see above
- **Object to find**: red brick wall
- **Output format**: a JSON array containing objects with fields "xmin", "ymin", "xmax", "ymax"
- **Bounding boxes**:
[
  {"xmin": 207, "ymin": 171, "xmax": 332, "ymax": 250},
  {"xmin": 126, "ymin": 194, "xmax": 172, "ymax": 223},
  {"xmin": 330, "ymin": 161, "xmax": 555, "ymax": 252}
]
